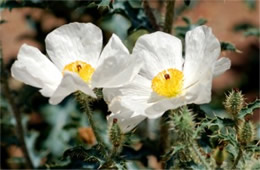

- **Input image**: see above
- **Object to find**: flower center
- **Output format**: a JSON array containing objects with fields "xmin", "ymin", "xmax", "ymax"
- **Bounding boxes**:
[
  {"xmin": 63, "ymin": 61, "xmax": 95, "ymax": 83},
  {"xmin": 151, "ymin": 68, "xmax": 183, "ymax": 97}
]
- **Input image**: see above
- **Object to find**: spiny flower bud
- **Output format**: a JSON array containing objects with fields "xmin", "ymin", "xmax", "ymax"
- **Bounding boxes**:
[
  {"xmin": 238, "ymin": 120, "xmax": 255, "ymax": 145},
  {"xmin": 109, "ymin": 118, "xmax": 123, "ymax": 148},
  {"xmin": 224, "ymin": 89, "xmax": 244, "ymax": 117},
  {"xmin": 213, "ymin": 146, "xmax": 227, "ymax": 167},
  {"xmin": 171, "ymin": 106, "xmax": 195, "ymax": 144}
]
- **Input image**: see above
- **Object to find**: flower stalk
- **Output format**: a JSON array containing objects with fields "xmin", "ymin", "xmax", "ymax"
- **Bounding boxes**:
[
  {"xmin": 75, "ymin": 92, "xmax": 105, "ymax": 150},
  {"xmin": 163, "ymin": 0, "xmax": 176, "ymax": 33},
  {"xmin": 232, "ymin": 147, "xmax": 243, "ymax": 169},
  {"xmin": 0, "ymin": 45, "xmax": 33, "ymax": 169}
]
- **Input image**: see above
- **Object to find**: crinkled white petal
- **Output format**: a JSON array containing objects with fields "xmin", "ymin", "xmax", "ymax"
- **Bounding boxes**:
[
  {"xmin": 49, "ymin": 72, "xmax": 96, "ymax": 105},
  {"xmin": 145, "ymin": 95, "xmax": 186, "ymax": 118},
  {"xmin": 183, "ymin": 25, "xmax": 221, "ymax": 88},
  {"xmin": 213, "ymin": 57, "xmax": 231, "ymax": 77},
  {"xmin": 91, "ymin": 34, "xmax": 143, "ymax": 88},
  {"xmin": 11, "ymin": 44, "xmax": 62, "ymax": 97},
  {"xmin": 133, "ymin": 31, "xmax": 183, "ymax": 80},
  {"xmin": 103, "ymin": 75, "xmax": 155, "ymax": 120},
  {"xmin": 45, "ymin": 22, "xmax": 103, "ymax": 70},
  {"xmin": 107, "ymin": 99, "xmax": 146, "ymax": 133},
  {"xmin": 103, "ymin": 75, "xmax": 151, "ymax": 105},
  {"xmin": 184, "ymin": 67, "xmax": 213, "ymax": 105}
]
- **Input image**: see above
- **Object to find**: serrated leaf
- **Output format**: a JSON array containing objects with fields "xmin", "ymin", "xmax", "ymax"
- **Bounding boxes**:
[
  {"xmin": 226, "ymin": 144, "xmax": 237, "ymax": 160},
  {"xmin": 98, "ymin": 0, "xmax": 111, "ymax": 8},
  {"xmin": 244, "ymin": 28, "xmax": 260, "ymax": 37},
  {"xmin": 221, "ymin": 42, "xmax": 242, "ymax": 53},
  {"xmin": 196, "ymin": 18, "xmax": 207, "ymax": 25},
  {"xmin": 238, "ymin": 99, "xmax": 260, "ymax": 119}
]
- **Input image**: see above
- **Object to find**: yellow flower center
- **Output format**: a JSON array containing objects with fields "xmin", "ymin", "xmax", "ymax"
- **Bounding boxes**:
[
  {"xmin": 151, "ymin": 68, "xmax": 183, "ymax": 97},
  {"xmin": 63, "ymin": 61, "xmax": 95, "ymax": 83}
]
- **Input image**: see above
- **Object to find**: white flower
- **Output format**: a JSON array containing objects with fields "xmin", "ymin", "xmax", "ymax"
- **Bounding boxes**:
[
  {"xmin": 11, "ymin": 22, "xmax": 142, "ymax": 105},
  {"xmin": 104, "ymin": 26, "xmax": 231, "ymax": 133}
]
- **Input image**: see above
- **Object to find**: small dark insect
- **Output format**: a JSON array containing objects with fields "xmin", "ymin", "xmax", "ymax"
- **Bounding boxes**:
[
  {"xmin": 77, "ymin": 64, "xmax": 82, "ymax": 72},
  {"xmin": 164, "ymin": 74, "xmax": 170, "ymax": 80}
]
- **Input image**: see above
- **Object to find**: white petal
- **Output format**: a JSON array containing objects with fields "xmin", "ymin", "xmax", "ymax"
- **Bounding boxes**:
[
  {"xmin": 107, "ymin": 99, "xmax": 146, "ymax": 133},
  {"xmin": 45, "ymin": 23, "xmax": 102, "ymax": 70},
  {"xmin": 91, "ymin": 34, "xmax": 143, "ymax": 88},
  {"xmin": 103, "ymin": 75, "xmax": 151, "ymax": 104},
  {"xmin": 133, "ymin": 31, "xmax": 183, "ymax": 80},
  {"xmin": 213, "ymin": 57, "xmax": 231, "ymax": 77},
  {"xmin": 145, "ymin": 96, "xmax": 186, "ymax": 118},
  {"xmin": 11, "ymin": 44, "xmax": 62, "ymax": 97},
  {"xmin": 49, "ymin": 72, "xmax": 96, "ymax": 105},
  {"xmin": 103, "ymin": 75, "xmax": 154, "ymax": 119},
  {"xmin": 183, "ymin": 26, "xmax": 220, "ymax": 88}
]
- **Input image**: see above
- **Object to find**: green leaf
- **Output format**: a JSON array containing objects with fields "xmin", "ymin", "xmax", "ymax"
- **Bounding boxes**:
[
  {"xmin": 182, "ymin": 16, "xmax": 191, "ymax": 25},
  {"xmin": 244, "ymin": 0, "xmax": 256, "ymax": 9},
  {"xmin": 238, "ymin": 99, "xmax": 260, "ymax": 119},
  {"xmin": 174, "ymin": 17, "xmax": 207, "ymax": 39},
  {"xmin": 128, "ymin": 0, "xmax": 142, "ymax": 8},
  {"xmin": 196, "ymin": 18, "xmax": 207, "ymax": 25},
  {"xmin": 244, "ymin": 28, "xmax": 260, "ymax": 37},
  {"xmin": 124, "ymin": 29, "xmax": 149, "ymax": 52},
  {"xmin": 100, "ymin": 13, "xmax": 131, "ymax": 40},
  {"xmin": 98, "ymin": 0, "xmax": 112, "ymax": 8},
  {"xmin": 221, "ymin": 42, "xmax": 242, "ymax": 53}
]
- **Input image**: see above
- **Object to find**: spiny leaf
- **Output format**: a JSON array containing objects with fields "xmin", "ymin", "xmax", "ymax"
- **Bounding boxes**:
[
  {"xmin": 63, "ymin": 146, "xmax": 89, "ymax": 160},
  {"xmin": 221, "ymin": 42, "xmax": 242, "ymax": 53},
  {"xmin": 98, "ymin": 0, "xmax": 112, "ymax": 9},
  {"xmin": 238, "ymin": 99, "xmax": 260, "ymax": 119},
  {"xmin": 244, "ymin": 28, "xmax": 260, "ymax": 37}
]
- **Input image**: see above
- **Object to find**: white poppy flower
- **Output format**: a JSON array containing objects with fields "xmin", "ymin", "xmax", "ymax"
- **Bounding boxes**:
[
  {"xmin": 11, "ymin": 22, "xmax": 142, "ymax": 105},
  {"xmin": 104, "ymin": 26, "xmax": 231, "ymax": 133}
]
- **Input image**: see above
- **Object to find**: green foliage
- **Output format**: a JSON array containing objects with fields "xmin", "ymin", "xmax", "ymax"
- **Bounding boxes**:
[
  {"xmin": 221, "ymin": 42, "xmax": 242, "ymax": 53},
  {"xmin": 238, "ymin": 99, "xmax": 260, "ymax": 119},
  {"xmin": 244, "ymin": 0, "xmax": 257, "ymax": 9},
  {"xmin": 124, "ymin": 29, "xmax": 149, "ymax": 51},
  {"xmin": 174, "ymin": 17, "xmax": 207, "ymax": 39},
  {"xmin": 233, "ymin": 23, "xmax": 259, "ymax": 37},
  {"xmin": 244, "ymin": 27, "xmax": 260, "ymax": 37}
]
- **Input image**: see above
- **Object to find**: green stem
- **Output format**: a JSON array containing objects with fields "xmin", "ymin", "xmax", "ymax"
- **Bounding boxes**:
[
  {"xmin": 191, "ymin": 142, "xmax": 211, "ymax": 170},
  {"xmin": 232, "ymin": 147, "xmax": 243, "ymax": 169},
  {"xmin": 83, "ymin": 99, "xmax": 105, "ymax": 147},
  {"xmin": 143, "ymin": 0, "xmax": 160, "ymax": 31},
  {"xmin": 163, "ymin": 0, "xmax": 176, "ymax": 33},
  {"xmin": 0, "ymin": 45, "xmax": 33, "ymax": 169}
]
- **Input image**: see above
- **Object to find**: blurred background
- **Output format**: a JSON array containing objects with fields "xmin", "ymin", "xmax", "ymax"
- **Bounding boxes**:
[{"xmin": 0, "ymin": 0, "xmax": 259, "ymax": 169}]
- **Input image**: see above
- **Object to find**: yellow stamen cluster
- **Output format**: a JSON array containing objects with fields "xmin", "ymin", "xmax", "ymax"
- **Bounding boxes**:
[
  {"xmin": 63, "ymin": 61, "xmax": 95, "ymax": 83},
  {"xmin": 151, "ymin": 68, "xmax": 183, "ymax": 97}
]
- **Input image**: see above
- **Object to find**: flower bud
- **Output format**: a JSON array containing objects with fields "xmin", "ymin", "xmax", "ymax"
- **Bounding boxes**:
[
  {"xmin": 213, "ymin": 146, "xmax": 227, "ymax": 167},
  {"xmin": 109, "ymin": 118, "xmax": 123, "ymax": 148},
  {"xmin": 224, "ymin": 89, "xmax": 244, "ymax": 117},
  {"xmin": 238, "ymin": 120, "xmax": 255, "ymax": 145}
]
